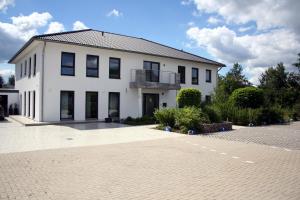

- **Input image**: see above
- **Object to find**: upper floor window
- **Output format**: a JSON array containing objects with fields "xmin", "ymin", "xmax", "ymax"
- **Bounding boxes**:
[
  {"xmin": 143, "ymin": 61, "xmax": 160, "ymax": 82},
  {"xmin": 205, "ymin": 95, "xmax": 211, "ymax": 103},
  {"xmin": 178, "ymin": 66, "xmax": 185, "ymax": 84},
  {"xmin": 86, "ymin": 55, "xmax": 99, "ymax": 77},
  {"xmin": 20, "ymin": 64, "xmax": 23, "ymax": 78},
  {"xmin": 61, "ymin": 52, "xmax": 75, "ymax": 76},
  {"xmin": 24, "ymin": 60, "xmax": 27, "ymax": 76},
  {"xmin": 33, "ymin": 54, "xmax": 36, "ymax": 76},
  {"xmin": 192, "ymin": 68, "xmax": 198, "ymax": 85},
  {"xmin": 206, "ymin": 69, "xmax": 212, "ymax": 83},
  {"xmin": 109, "ymin": 57, "xmax": 120, "ymax": 79},
  {"xmin": 29, "ymin": 57, "xmax": 32, "ymax": 78}
]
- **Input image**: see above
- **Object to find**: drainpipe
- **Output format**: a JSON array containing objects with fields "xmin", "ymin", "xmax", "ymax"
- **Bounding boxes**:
[{"xmin": 40, "ymin": 41, "xmax": 46, "ymax": 121}]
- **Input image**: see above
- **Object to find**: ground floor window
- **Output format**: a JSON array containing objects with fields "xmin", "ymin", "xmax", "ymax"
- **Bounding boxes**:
[
  {"xmin": 33, "ymin": 91, "xmax": 35, "ymax": 119},
  {"xmin": 24, "ymin": 92, "xmax": 26, "ymax": 116},
  {"xmin": 28, "ymin": 91, "xmax": 31, "ymax": 117},
  {"xmin": 60, "ymin": 91, "xmax": 74, "ymax": 120},
  {"xmin": 108, "ymin": 92, "xmax": 120, "ymax": 119},
  {"xmin": 86, "ymin": 92, "xmax": 98, "ymax": 119}
]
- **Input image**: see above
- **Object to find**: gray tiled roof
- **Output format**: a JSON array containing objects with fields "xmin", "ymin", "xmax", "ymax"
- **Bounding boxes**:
[{"xmin": 9, "ymin": 29, "xmax": 225, "ymax": 66}]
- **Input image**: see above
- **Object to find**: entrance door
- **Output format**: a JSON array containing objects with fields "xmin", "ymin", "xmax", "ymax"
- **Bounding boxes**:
[
  {"xmin": 0, "ymin": 95, "xmax": 8, "ymax": 116},
  {"xmin": 143, "ymin": 94, "xmax": 159, "ymax": 116}
]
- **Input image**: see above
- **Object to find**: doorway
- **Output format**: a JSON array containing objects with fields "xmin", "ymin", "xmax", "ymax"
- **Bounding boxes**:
[{"xmin": 143, "ymin": 93, "xmax": 159, "ymax": 117}]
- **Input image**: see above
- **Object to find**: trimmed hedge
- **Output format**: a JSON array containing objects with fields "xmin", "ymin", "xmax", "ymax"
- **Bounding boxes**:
[
  {"xmin": 177, "ymin": 88, "xmax": 201, "ymax": 108},
  {"xmin": 229, "ymin": 87, "xmax": 264, "ymax": 108},
  {"xmin": 203, "ymin": 106, "xmax": 222, "ymax": 123}
]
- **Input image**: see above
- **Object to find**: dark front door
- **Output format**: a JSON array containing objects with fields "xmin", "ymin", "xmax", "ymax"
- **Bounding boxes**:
[
  {"xmin": 60, "ymin": 91, "xmax": 74, "ymax": 120},
  {"xmin": 86, "ymin": 92, "xmax": 98, "ymax": 119},
  {"xmin": 143, "ymin": 94, "xmax": 159, "ymax": 117},
  {"xmin": 0, "ymin": 95, "xmax": 8, "ymax": 116}
]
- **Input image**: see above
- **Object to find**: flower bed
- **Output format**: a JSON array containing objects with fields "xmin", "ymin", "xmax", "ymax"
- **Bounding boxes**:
[{"xmin": 200, "ymin": 122, "xmax": 232, "ymax": 134}]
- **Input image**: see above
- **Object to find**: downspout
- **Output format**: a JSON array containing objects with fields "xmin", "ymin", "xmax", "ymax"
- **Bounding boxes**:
[{"xmin": 40, "ymin": 41, "xmax": 46, "ymax": 121}]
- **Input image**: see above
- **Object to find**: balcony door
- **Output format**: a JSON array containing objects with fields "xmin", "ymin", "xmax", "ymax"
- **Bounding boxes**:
[
  {"xmin": 143, "ymin": 93, "xmax": 159, "ymax": 117},
  {"xmin": 143, "ymin": 61, "xmax": 160, "ymax": 82}
]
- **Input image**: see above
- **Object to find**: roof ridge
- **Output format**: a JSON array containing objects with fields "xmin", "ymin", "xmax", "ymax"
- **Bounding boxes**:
[
  {"xmin": 35, "ymin": 29, "xmax": 92, "ymax": 38},
  {"xmin": 91, "ymin": 29, "xmax": 144, "ymax": 40}
]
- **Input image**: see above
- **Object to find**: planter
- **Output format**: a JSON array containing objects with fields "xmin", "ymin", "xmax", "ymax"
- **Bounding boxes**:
[{"xmin": 200, "ymin": 122, "xmax": 232, "ymax": 134}]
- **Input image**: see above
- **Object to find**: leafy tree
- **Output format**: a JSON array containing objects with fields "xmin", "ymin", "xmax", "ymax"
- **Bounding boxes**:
[
  {"xmin": 0, "ymin": 74, "xmax": 4, "ymax": 88},
  {"xmin": 8, "ymin": 75, "xmax": 15, "ymax": 86},
  {"xmin": 293, "ymin": 53, "xmax": 300, "ymax": 73},
  {"xmin": 229, "ymin": 87, "xmax": 264, "ymax": 109},
  {"xmin": 213, "ymin": 63, "xmax": 250, "ymax": 104},
  {"xmin": 177, "ymin": 88, "xmax": 201, "ymax": 108}
]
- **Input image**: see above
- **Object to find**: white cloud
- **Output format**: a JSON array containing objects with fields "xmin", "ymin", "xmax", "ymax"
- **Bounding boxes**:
[
  {"xmin": 193, "ymin": 0, "xmax": 300, "ymax": 33},
  {"xmin": 238, "ymin": 26, "xmax": 254, "ymax": 32},
  {"xmin": 207, "ymin": 16, "xmax": 221, "ymax": 25},
  {"xmin": 107, "ymin": 9, "xmax": 123, "ymax": 17},
  {"xmin": 72, "ymin": 20, "xmax": 88, "ymax": 30},
  {"xmin": 0, "ymin": 0, "xmax": 14, "ymax": 12},
  {"xmin": 187, "ymin": 21, "xmax": 195, "ymax": 27},
  {"xmin": 0, "ymin": 12, "xmax": 52, "ymax": 62},
  {"xmin": 186, "ymin": 26, "xmax": 300, "ymax": 84},
  {"xmin": 181, "ymin": 0, "xmax": 192, "ymax": 5},
  {"xmin": 0, "ymin": 68, "xmax": 14, "ymax": 77},
  {"xmin": 45, "ymin": 21, "xmax": 65, "ymax": 34}
]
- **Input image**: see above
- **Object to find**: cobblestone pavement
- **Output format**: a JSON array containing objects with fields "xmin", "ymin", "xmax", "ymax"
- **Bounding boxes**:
[
  {"xmin": 205, "ymin": 122, "xmax": 300, "ymax": 150},
  {"xmin": 0, "ymin": 133, "xmax": 299, "ymax": 200}
]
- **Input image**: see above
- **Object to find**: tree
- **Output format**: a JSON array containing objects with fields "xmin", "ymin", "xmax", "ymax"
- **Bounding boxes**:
[
  {"xmin": 259, "ymin": 63, "xmax": 300, "ymax": 107},
  {"xmin": 176, "ymin": 88, "xmax": 201, "ymax": 108},
  {"xmin": 229, "ymin": 87, "xmax": 264, "ymax": 108},
  {"xmin": 8, "ymin": 75, "xmax": 15, "ymax": 86},
  {"xmin": 293, "ymin": 53, "xmax": 300, "ymax": 73},
  {"xmin": 213, "ymin": 63, "xmax": 250, "ymax": 104},
  {"xmin": 0, "ymin": 74, "xmax": 4, "ymax": 88}
]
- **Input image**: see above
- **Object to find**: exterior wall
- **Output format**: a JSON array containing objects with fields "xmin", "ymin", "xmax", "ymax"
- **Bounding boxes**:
[
  {"xmin": 14, "ymin": 42, "xmax": 43, "ymax": 120},
  {"xmin": 41, "ymin": 42, "xmax": 218, "ymax": 122},
  {"xmin": 0, "ymin": 91, "xmax": 19, "ymax": 114}
]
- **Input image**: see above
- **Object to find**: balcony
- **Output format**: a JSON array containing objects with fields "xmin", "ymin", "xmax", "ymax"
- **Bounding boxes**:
[{"xmin": 130, "ymin": 69, "xmax": 181, "ymax": 90}]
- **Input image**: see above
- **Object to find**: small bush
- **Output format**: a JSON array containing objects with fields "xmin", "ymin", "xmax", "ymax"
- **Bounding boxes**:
[
  {"xmin": 154, "ymin": 108, "xmax": 177, "ymax": 127},
  {"xmin": 203, "ymin": 106, "xmax": 222, "ymax": 123},
  {"xmin": 229, "ymin": 87, "xmax": 264, "ymax": 109},
  {"xmin": 177, "ymin": 88, "xmax": 201, "ymax": 108},
  {"xmin": 175, "ymin": 107, "xmax": 209, "ymax": 133},
  {"xmin": 291, "ymin": 102, "xmax": 300, "ymax": 120},
  {"xmin": 124, "ymin": 116, "xmax": 155, "ymax": 125}
]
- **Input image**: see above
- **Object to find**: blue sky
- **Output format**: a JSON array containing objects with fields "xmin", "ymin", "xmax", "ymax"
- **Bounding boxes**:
[{"xmin": 0, "ymin": 0, "xmax": 299, "ymax": 84}]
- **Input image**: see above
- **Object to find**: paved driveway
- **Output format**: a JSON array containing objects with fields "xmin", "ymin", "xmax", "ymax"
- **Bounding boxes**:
[{"xmin": 0, "ymin": 120, "xmax": 299, "ymax": 199}]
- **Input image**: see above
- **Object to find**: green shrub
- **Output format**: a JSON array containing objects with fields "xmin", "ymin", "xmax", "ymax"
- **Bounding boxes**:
[
  {"xmin": 229, "ymin": 87, "xmax": 264, "ymax": 108},
  {"xmin": 176, "ymin": 88, "xmax": 201, "ymax": 108},
  {"xmin": 291, "ymin": 102, "xmax": 300, "ymax": 120},
  {"xmin": 124, "ymin": 116, "xmax": 155, "ymax": 125},
  {"xmin": 154, "ymin": 108, "xmax": 177, "ymax": 127},
  {"xmin": 175, "ymin": 107, "xmax": 209, "ymax": 133},
  {"xmin": 203, "ymin": 106, "xmax": 222, "ymax": 123}
]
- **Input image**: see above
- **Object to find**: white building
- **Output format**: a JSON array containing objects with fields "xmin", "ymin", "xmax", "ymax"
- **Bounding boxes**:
[{"xmin": 9, "ymin": 29, "xmax": 225, "ymax": 122}]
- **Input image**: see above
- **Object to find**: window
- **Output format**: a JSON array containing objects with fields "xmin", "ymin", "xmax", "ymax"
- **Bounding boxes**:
[
  {"xmin": 143, "ymin": 61, "xmax": 160, "ymax": 82},
  {"xmin": 206, "ymin": 69, "xmax": 212, "ymax": 83},
  {"xmin": 60, "ymin": 91, "xmax": 74, "ymax": 120},
  {"xmin": 108, "ymin": 92, "xmax": 120, "ymax": 119},
  {"xmin": 29, "ymin": 57, "xmax": 31, "ymax": 78},
  {"xmin": 192, "ymin": 68, "xmax": 199, "ymax": 85},
  {"xmin": 24, "ymin": 60, "xmax": 27, "ymax": 76},
  {"xmin": 28, "ymin": 91, "xmax": 30, "ymax": 117},
  {"xmin": 33, "ymin": 54, "xmax": 36, "ymax": 76},
  {"xmin": 205, "ymin": 95, "xmax": 211, "ymax": 103},
  {"xmin": 178, "ymin": 66, "xmax": 185, "ymax": 84},
  {"xmin": 109, "ymin": 57, "xmax": 120, "ymax": 79},
  {"xmin": 86, "ymin": 55, "xmax": 99, "ymax": 77},
  {"xmin": 33, "ymin": 91, "xmax": 35, "ymax": 119},
  {"xmin": 86, "ymin": 92, "xmax": 98, "ymax": 119},
  {"xmin": 24, "ymin": 91, "xmax": 26, "ymax": 116},
  {"xmin": 61, "ymin": 52, "xmax": 75, "ymax": 76},
  {"xmin": 20, "ymin": 64, "xmax": 23, "ymax": 78}
]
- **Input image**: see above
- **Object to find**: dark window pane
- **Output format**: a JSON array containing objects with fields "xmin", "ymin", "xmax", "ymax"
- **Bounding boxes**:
[
  {"xmin": 86, "ymin": 55, "xmax": 98, "ymax": 69},
  {"xmin": 109, "ymin": 58, "xmax": 120, "ymax": 79},
  {"xmin": 192, "ymin": 68, "xmax": 198, "ymax": 85},
  {"xmin": 178, "ymin": 66, "xmax": 185, "ymax": 84},
  {"xmin": 33, "ymin": 54, "xmax": 36, "ymax": 76},
  {"xmin": 61, "ymin": 67, "xmax": 74, "ymax": 75},
  {"xmin": 143, "ymin": 61, "xmax": 160, "ymax": 82},
  {"xmin": 87, "ymin": 69, "xmax": 98, "ymax": 77},
  {"xmin": 206, "ymin": 69, "xmax": 212, "ymax": 82},
  {"xmin": 62, "ymin": 53, "xmax": 75, "ymax": 67},
  {"xmin": 108, "ymin": 92, "xmax": 120, "ymax": 118}
]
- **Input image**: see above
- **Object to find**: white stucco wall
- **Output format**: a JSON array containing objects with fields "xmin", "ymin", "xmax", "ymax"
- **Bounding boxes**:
[
  {"xmin": 14, "ymin": 41, "xmax": 219, "ymax": 122},
  {"xmin": 0, "ymin": 92, "xmax": 19, "ymax": 113}
]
